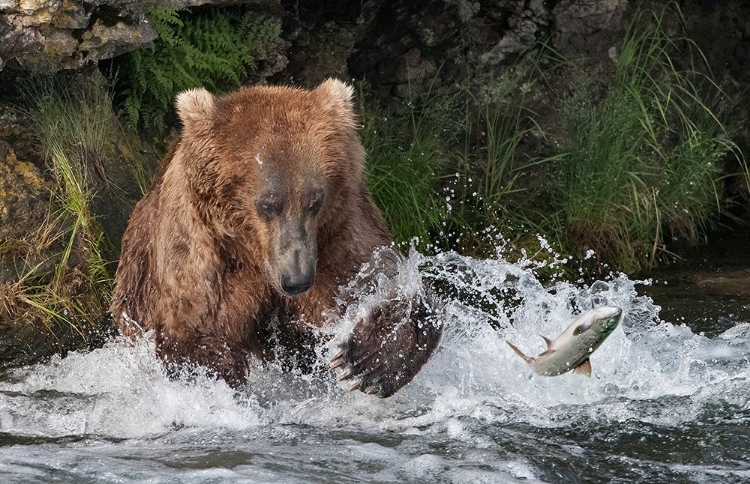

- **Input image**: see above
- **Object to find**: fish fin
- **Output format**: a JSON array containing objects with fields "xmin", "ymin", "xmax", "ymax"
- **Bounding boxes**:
[
  {"xmin": 506, "ymin": 341, "xmax": 532, "ymax": 364},
  {"xmin": 540, "ymin": 335, "xmax": 553, "ymax": 348},
  {"xmin": 573, "ymin": 358, "xmax": 592, "ymax": 377}
]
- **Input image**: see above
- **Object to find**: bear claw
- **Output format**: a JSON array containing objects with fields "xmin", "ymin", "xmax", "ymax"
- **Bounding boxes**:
[
  {"xmin": 363, "ymin": 385, "xmax": 380, "ymax": 395},
  {"xmin": 330, "ymin": 349, "xmax": 345, "ymax": 362},
  {"xmin": 336, "ymin": 369, "xmax": 352, "ymax": 382}
]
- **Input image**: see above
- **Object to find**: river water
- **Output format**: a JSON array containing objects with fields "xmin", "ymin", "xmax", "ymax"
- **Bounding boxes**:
[{"xmin": 0, "ymin": 246, "xmax": 748, "ymax": 483}]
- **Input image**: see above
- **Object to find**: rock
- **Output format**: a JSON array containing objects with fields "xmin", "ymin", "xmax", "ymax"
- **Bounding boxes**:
[
  {"xmin": 0, "ymin": 0, "xmax": 156, "ymax": 71},
  {"xmin": 0, "ymin": 138, "xmax": 64, "ymax": 285},
  {"xmin": 0, "ymin": 140, "xmax": 52, "ymax": 248},
  {"xmin": 552, "ymin": 0, "xmax": 628, "ymax": 59},
  {"xmin": 443, "ymin": 0, "xmax": 480, "ymax": 23},
  {"xmin": 395, "ymin": 47, "xmax": 437, "ymax": 83},
  {"xmin": 279, "ymin": 0, "xmax": 381, "ymax": 87},
  {"xmin": 284, "ymin": 21, "xmax": 353, "ymax": 87},
  {"xmin": 478, "ymin": 14, "xmax": 545, "ymax": 66},
  {"xmin": 0, "ymin": 0, "xmax": 283, "ymax": 73},
  {"xmin": 690, "ymin": 269, "xmax": 750, "ymax": 297},
  {"xmin": 0, "ymin": 70, "xmax": 128, "ymax": 370},
  {"xmin": 554, "ymin": 0, "xmax": 626, "ymax": 36}
]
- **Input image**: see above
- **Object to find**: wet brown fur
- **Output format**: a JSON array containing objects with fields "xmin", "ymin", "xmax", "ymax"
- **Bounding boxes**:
[{"xmin": 111, "ymin": 80, "xmax": 440, "ymax": 393}]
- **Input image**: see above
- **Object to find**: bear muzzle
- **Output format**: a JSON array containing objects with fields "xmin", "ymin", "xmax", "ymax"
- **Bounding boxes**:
[
  {"xmin": 275, "ymin": 246, "xmax": 317, "ymax": 296},
  {"xmin": 271, "ymin": 220, "xmax": 318, "ymax": 296},
  {"xmin": 281, "ymin": 270, "xmax": 315, "ymax": 295}
]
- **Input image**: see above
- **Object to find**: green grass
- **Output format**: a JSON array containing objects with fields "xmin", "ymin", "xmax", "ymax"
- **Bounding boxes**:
[
  {"xmin": 556, "ymin": 84, "xmax": 647, "ymax": 268},
  {"xmin": 359, "ymin": 82, "xmax": 459, "ymax": 251},
  {"xmin": 461, "ymin": 78, "xmax": 528, "ymax": 216},
  {"xmin": 436, "ymin": 58, "xmax": 570, "ymax": 261},
  {"xmin": 30, "ymin": 75, "xmax": 114, "ymax": 285},
  {"xmin": 449, "ymin": 70, "xmax": 542, "ymax": 245},
  {"xmin": 1, "ymin": 4, "xmax": 737, "ymax": 362},
  {"xmin": 359, "ymin": 2, "xmax": 743, "ymax": 273},
  {"xmin": 552, "ymin": 2, "xmax": 738, "ymax": 271},
  {"xmin": 0, "ymin": 73, "xmax": 141, "ymax": 347}
]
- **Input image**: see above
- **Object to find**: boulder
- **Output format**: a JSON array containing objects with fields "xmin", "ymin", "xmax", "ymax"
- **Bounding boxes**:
[{"xmin": 0, "ymin": 0, "xmax": 282, "ymax": 72}]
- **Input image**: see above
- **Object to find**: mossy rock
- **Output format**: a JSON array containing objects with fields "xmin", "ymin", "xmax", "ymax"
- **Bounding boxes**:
[{"xmin": 0, "ymin": 141, "xmax": 52, "ymax": 240}]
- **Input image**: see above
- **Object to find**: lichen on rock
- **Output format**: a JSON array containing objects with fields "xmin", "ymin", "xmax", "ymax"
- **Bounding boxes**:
[{"xmin": 0, "ymin": 140, "xmax": 51, "ymax": 244}]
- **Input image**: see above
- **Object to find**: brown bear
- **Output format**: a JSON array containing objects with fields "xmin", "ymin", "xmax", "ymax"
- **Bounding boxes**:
[{"xmin": 110, "ymin": 79, "xmax": 442, "ymax": 397}]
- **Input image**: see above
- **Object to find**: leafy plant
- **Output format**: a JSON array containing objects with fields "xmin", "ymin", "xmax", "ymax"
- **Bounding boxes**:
[
  {"xmin": 120, "ymin": 6, "xmax": 282, "ymax": 134},
  {"xmin": 441, "ymin": 58, "xmax": 567, "ymax": 260},
  {"xmin": 30, "ymin": 77, "xmax": 111, "ymax": 282}
]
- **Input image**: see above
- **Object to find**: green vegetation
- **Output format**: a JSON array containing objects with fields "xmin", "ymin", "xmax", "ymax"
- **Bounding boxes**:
[
  {"xmin": 361, "ymin": 3, "xmax": 746, "ymax": 272},
  {"xmin": 112, "ymin": 2, "xmax": 747, "ymax": 273},
  {"xmin": 358, "ymin": 68, "xmax": 556, "ymax": 257},
  {"xmin": 3, "ymin": 4, "xmax": 745, "ymax": 361},
  {"xmin": 449, "ymin": 69, "xmax": 560, "ymax": 255},
  {"xmin": 33, "ymin": 76, "xmax": 112, "ymax": 287},
  {"xmin": 120, "ymin": 6, "xmax": 282, "ymax": 134},
  {"xmin": 1, "ymin": 0, "xmax": 747, "ymax": 372},
  {"xmin": 553, "ymin": 4, "xmax": 738, "ymax": 271},
  {"xmin": 0, "ymin": 73, "xmax": 152, "ymax": 363},
  {"xmin": 359, "ymin": 82, "xmax": 460, "ymax": 250}
]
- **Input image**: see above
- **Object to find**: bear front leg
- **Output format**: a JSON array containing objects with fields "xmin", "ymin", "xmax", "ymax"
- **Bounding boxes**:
[
  {"xmin": 154, "ymin": 331, "xmax": 251, "ymax": 388},
  {"xmin": 330, "ymin": 290, "xmax": 443, "ymax": 398}
]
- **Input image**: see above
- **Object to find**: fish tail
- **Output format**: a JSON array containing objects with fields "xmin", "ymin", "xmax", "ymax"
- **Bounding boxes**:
[{"xmin": 506, "ymin": 341, "xmax": 532, "ymax": 364}]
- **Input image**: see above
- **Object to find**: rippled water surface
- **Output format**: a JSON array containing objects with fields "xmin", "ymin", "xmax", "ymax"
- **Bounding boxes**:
[{"xmin": 1, "ymin": 249, "xmax": 748, "ymax": 483}]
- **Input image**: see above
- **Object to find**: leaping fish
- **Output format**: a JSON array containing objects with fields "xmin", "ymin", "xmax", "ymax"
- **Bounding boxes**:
[{"xmin": 507, "ymin": 306, "xmax": 623, "ymax": 377}]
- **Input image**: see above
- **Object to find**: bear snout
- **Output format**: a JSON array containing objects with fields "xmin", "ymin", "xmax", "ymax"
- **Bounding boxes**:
[
  {"xmin": 281, "ymin": 270, "xmax": 315, "ymax": 296},
  {"xmin": 273, "ymin": 221, "xmax": 318, "ymax": 296},
  {"xmin": 275, "ymin": 245, "xmax": 317, "ymax": 296}
]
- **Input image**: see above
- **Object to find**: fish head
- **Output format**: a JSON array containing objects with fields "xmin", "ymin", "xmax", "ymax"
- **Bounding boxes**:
[{"xmin": 573, "ymin": 306, "xmax": 622, "ymax": 337}]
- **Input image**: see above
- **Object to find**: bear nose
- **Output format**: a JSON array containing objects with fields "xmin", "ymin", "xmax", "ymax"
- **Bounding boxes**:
[{"xmin": 281, "ymin": 273, "xmax": 314, "ymax": 296}]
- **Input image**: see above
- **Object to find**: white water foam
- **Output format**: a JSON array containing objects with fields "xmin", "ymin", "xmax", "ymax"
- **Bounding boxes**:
[{"xmin": 0, "ymin": 248, "xmax": 748, "ymax": 482}]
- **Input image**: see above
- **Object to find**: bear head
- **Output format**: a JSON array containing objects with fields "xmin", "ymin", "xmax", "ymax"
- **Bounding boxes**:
[{"xmin": 172, "ymin": 79, "xmax": 365, "ymax": 297}]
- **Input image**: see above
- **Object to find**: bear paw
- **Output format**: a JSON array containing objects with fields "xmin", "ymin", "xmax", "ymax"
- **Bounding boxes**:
[{"xmin": 329, "ymin": 297, "xmax": 442, "ymax": 398}]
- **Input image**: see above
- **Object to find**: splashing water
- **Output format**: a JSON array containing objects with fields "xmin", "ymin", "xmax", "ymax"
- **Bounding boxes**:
[{"xmin": 1, "ymin": 248, "xmax": 748, "ymax": 483}]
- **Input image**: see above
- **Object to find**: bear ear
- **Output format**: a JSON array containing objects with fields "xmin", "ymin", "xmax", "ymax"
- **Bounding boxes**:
[
  {"xmin": 315, "ymin": 79, "xmax": 356, "ymax": 125},
  {"xmin": 175, "ymin": 88, "xmax": 217, "ymax": 132}
]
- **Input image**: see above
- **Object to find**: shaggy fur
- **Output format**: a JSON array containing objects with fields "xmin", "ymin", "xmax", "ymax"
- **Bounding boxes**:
[{"xmin": 111, "ymin": 79, "xmax": 441, "ymax": 396}]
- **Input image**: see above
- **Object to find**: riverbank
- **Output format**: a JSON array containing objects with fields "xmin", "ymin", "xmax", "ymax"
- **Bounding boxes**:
[
  {"xmin": 639, "ymin": 230, "xmax": 750, "ymax": 336},
  {"xmin": 0, "ymin": 0, "xmax": 748, "ymax": 371}
]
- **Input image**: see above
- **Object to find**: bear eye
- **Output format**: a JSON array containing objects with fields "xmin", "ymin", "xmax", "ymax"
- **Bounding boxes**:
[
  {"xmin": 256, "ymin": 197, "xmax": 282, "ymax": 220},
  {"xmin": 307, "ymin": 191, "xmax": 324, "ymax": 215}
]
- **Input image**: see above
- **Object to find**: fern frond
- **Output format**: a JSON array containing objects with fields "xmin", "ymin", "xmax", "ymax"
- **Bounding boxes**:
[{"xmin": 119, "ymin": 7, "xmax": 282, "ymax": 134}]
